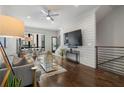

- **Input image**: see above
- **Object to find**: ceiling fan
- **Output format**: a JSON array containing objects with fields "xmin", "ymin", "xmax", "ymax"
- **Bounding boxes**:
[{"xmin": 41, "ymin": 9, "xmax": 59, "ymax": 22}]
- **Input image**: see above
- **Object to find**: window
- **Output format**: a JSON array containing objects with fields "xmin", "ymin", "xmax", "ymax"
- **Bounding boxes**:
[{"xmin": 0, "ymin": 37, "xmax": 6, "ymax": 48}]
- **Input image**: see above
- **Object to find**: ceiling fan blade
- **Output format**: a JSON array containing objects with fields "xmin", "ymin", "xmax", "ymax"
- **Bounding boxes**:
[
  {"xmin": 41, "ymin": 9, "xmax": 48, "ymax": 15},
  {"xmin": 50, "ymin": 14, "xmax": 59, "ymax": 16},
  {"xmin": 50, "ymin": 16, "xmax": 54, "ymax": 21}
]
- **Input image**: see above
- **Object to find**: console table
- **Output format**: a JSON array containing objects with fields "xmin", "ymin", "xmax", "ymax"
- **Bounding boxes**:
[{"xmin": 66, "ymin": 50, "xmax": 80, "ymax": 63}]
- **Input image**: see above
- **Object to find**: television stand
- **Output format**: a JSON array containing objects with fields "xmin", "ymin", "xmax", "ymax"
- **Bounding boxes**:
[{"xmin": 66, "ymin": 49, "xmax": 80, "ymax": 63}]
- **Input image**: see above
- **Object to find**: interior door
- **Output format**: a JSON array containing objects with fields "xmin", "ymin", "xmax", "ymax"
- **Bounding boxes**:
[{"xmin": 51, "ymin": 37, "xmax": 57, "ymax": 53}]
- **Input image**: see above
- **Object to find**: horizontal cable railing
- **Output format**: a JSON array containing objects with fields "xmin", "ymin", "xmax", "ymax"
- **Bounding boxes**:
[{"xmin": 96, "ymin": 46, "xmax": 124, "ymax": 76}]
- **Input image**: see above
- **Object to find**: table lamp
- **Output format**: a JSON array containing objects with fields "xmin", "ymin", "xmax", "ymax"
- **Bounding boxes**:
[{"xmin": 0, "ymin": 15, "xmax": 24, "ymax": 86}]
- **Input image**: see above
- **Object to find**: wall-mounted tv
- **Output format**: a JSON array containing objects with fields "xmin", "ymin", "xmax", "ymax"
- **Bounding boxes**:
[{"xmin": 64, "ymin": 29, "xmax": 82, "ymax": 48}]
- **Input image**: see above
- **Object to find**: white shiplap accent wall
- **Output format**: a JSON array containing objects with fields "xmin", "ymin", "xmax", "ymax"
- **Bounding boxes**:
[{"xmin": 61, "ymin": 10, "xmax": 96, "ymax": 68}]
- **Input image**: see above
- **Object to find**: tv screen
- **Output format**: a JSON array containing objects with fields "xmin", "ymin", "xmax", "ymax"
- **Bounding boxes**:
[{"xmin": 64, "ymin": 29, "xmax": 82, "ymax": 47}]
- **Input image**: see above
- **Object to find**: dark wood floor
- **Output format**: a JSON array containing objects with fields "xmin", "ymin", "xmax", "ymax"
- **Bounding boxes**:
[{"xmin": 38, "ymin": 58, "xmax": 124, "ymax": 87}]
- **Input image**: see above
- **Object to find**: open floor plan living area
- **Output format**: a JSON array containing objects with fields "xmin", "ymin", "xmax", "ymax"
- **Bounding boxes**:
[{"xmin": 0, "ymin": 5, "xmax": 124, "ymax": 87}]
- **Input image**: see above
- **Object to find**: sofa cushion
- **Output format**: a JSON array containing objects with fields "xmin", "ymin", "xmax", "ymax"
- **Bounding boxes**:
[
  {"xmin": 24, "ymin": 54, "xmax": 34, "ymax": 64},
  {"xmin": 12, "ymin": 54, "xmax": 34, "ymax": 67},
  {"xmin": 12, "ymin": 56, "xmax": 28, "ymax": 67}
]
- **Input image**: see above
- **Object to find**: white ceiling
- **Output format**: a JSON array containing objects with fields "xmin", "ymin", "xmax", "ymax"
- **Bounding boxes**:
[
  {"xmin": 96, "ymin": 5, "xmax": 119, "ymax": 23},
  {"xmin": 0, "ymin": 5, "xmax": 98, "ymax": 31}
]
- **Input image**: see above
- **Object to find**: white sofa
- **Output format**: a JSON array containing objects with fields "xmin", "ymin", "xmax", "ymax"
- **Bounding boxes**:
[{"xmin": 0, "ymin": 57, "xmax": 41, "ymax": 87}]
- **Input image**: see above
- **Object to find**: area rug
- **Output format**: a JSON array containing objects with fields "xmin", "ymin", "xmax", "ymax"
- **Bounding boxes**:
[{"xmin": 39, "ymin": 65, "xmax": 67, "ymax": 78}]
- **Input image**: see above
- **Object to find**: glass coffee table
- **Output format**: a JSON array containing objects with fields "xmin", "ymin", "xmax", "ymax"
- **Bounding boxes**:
[{"xmin": 36, "ymin": 55, "xmax": 58, "ymax": 72}]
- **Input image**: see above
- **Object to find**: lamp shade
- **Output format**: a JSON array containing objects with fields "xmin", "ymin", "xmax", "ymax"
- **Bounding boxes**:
[{"xmin": 0, "ymin": 15, "xmax": 24, "ymax": 38}]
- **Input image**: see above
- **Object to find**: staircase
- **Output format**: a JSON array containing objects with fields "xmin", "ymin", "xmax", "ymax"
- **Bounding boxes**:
[{"xmin": 96, "ymin": 46, "xmax": 124, "ymax": 76}]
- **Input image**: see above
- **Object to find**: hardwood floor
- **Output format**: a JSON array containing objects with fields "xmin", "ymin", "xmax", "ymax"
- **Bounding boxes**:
[{"xmin": 38, "ymin": 58, "xmax": 124, "ymax": 87}]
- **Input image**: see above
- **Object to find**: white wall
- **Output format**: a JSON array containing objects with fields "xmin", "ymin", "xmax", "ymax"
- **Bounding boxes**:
[
  {"xmin": 4, "ymin": 38, "xmax": 16, "ymax": 56},
  {"xmin": 59, "ymin": 9, "xmax": 96, "ymax": 68},
  {"xmin": 26, "ymin": 27, "xmax": 58, "ymax": 36},
  {"xmin": 96, "ymin": 6, "xmax": 124, "ymax": 46},
  {"xmin": 0, "ymin": 7, "xmax": 2, "ymax": 14}
]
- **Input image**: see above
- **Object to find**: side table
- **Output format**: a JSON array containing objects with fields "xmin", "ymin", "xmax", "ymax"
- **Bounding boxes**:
[{"xmin": 31, "ymin": 66, "xmax": 38, "ymax": 87}]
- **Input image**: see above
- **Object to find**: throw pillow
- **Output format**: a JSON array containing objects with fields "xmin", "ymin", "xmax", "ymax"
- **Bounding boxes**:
[
  {"xmin": 12, "ymin": 56, "xmax": 27, "ymax": 67},
  {"xmin": 24, "ymin": 54, "xmax": 34, "ymax": 64}
]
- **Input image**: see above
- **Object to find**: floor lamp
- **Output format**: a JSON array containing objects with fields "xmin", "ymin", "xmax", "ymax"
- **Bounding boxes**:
[{"xmin": 0, "ymin": 15, "xmax": 24, "ymax": 87}]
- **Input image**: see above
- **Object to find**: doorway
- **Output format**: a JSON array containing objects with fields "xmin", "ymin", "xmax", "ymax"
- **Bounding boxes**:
[{"xmin": 51, "ymin": 37, "xmax": 57, "ymax": 53}]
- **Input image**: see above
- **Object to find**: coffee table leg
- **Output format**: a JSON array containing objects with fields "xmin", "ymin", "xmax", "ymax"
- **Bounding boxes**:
[{"xmin": 32, "ymin": 69, "xmax": 37, "ymax": 87}]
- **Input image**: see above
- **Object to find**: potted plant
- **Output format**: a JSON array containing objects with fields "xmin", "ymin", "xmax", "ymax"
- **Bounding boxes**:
[
  {"xmin": 6, "ymin": 74, "xmax": 22, "ymax": 87},
  {"xmin": 59, "ymin": 49, "xmax": 65, "ymax": 60}
]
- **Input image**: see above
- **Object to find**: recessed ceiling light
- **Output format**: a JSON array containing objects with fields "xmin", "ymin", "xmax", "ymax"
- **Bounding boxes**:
[{"xmin": 27, "ymin": 16, "xmax": 31, "ymax": 19}]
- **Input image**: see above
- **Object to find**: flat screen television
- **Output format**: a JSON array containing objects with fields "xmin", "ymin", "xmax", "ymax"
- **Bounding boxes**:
[{"xmin": 64, "ymin": 29, "xmax": 82, "ymax": 48}]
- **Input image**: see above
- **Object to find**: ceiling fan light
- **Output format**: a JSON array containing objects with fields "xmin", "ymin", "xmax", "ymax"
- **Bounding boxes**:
[{"xmin": 46, "ymin": 16, "xmax": 51, "ymax": 20}]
